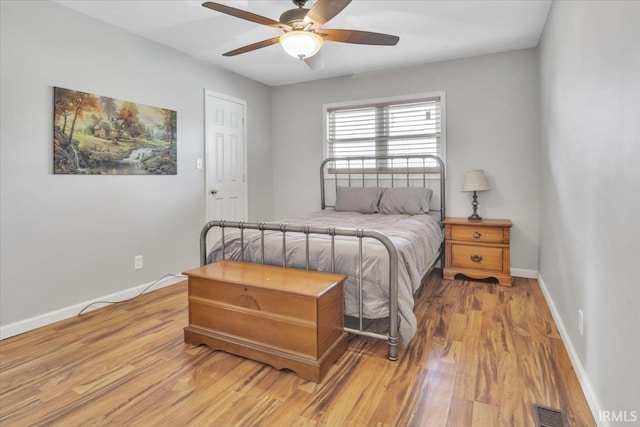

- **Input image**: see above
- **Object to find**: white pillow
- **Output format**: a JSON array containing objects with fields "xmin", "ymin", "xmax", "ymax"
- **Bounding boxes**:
[
  {"xmin": 334, "ymin": 187, "xmax": 384, "ymax": 214},
  {"xmin": 378, "ymin": 187, "xmax": 433, "ymax": 215}
]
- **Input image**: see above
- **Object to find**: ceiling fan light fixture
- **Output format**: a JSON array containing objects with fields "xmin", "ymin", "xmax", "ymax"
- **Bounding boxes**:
[{"xmin": 279, "ymin": 30, "xmax": 323, "ymax": 59}]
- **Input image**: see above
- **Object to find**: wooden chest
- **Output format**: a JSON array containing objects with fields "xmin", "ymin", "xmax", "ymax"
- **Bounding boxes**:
[
  {"xmin": 183, "ymin": 260, "xmax": 348, "ymax": 382},
  {"xmin": 442, "ymin": 217, "xmax": 512, "ymax": 286}
]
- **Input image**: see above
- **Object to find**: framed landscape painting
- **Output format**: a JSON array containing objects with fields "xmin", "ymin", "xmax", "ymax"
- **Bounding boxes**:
[{"xmin": 53, "ymin": 87, "xmax": 177, "ymax": 175}]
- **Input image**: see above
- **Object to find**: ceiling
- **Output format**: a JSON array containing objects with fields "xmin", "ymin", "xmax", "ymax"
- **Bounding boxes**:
[{"xmin": 54, "ymin": 0, "xmax": 552, "ymax": 87}]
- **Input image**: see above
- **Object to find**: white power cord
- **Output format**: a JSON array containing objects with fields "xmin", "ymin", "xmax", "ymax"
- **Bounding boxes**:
[{"xmin": 77, "ymin": 273, "xmax": 187, "ymax": 316}]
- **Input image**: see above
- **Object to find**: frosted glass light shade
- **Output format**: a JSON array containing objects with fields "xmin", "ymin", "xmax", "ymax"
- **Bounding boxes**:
[
  {"xmin": 279, "ymin": 31, "xmax": 323, "ymax": 59},
  {"xmin": 462, "ymin": 170, "xmax": 490, "ymax": 192}
]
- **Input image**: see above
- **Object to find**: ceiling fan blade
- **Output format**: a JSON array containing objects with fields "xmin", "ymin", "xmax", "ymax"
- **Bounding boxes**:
[
  {"xmin": 304, "ymin": 0, "xmax": 351, "ymax": 28},
  {"xmin": 202, "ymin": 2, "xmax": 290, "ymax": 31},
  {"xmin": 304, "ymin": 51, "xmax": 325, "ymax": 71},
  {"xmin": 320, "ymin": 29, "xmax": 399, "ymax": 46},
  {"xmin": 223, "ymin": 36, "xmax": 281, "ymax": 57}
]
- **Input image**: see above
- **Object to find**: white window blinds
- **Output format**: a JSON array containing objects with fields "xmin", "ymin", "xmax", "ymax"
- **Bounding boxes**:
[{"xmin": 326, "ymin": 95, "xmax": 443, "ymax": 167}]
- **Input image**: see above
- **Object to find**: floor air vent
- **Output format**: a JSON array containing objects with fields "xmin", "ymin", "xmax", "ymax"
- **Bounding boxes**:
[{"xmin": 533, "ymin": 404, "xmax": 569, "ymax": 427}]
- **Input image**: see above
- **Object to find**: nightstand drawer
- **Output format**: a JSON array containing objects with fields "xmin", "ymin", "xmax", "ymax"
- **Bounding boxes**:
[
  {"xmin": 450, "ymin": 225, "xmax": 505, "ymax": 243},
  {"xmin": 450, "ymin": 244, "xmax": 503, "ymax": 271}
]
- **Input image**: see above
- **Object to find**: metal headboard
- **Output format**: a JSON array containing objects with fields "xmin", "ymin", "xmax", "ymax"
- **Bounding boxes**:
[{"xmin": 320, "ymin": 155, "xmax": 446, "ymax": 222}]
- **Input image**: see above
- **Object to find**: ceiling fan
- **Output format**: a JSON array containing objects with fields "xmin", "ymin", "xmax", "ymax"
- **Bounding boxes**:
[{"xmin": 202, "ymin": 0, "xmax": 400, "ymax": 69}]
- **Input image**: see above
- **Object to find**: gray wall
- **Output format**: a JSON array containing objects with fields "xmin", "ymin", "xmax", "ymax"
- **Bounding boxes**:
[
  {"xmin": 271, "ymin": 49, "xmax": 540, "ymax": 273},
  {"xmin": 538, "ymin": 0, "xmax": 640, "ymax": 421},
  {"xmin": 0, "ymin": 1, "xmax": 272, "ymax": 327}
]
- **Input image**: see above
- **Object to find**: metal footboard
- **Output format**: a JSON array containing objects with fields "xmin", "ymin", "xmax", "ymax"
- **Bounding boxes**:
[{"xmin": 200, "ymin": 220, "xmax": 401, "ymax": 361}]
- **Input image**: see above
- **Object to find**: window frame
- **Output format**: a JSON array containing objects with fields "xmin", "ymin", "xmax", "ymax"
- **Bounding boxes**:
[{"xmin": 323, "ymin": 91, "xmax": 446, "ymax": 173}]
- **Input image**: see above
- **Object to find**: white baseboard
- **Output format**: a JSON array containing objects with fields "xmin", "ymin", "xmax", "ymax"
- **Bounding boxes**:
[
  {"xmin": 511, "ymin": 267, "xmax": 538, "ymax": 279},
  {"xmin": 537, "ymin": 274, "xmax": 606, "ymax": 427},
  {"xmin": 0, "ymin": 274, "xmax": 185, "ymax": 340}
]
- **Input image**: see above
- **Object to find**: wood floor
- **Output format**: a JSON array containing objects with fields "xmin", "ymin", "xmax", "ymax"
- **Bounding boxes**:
[{"xmin": 0, "ymin": 272, "xmax": 595, "ymax": 426}]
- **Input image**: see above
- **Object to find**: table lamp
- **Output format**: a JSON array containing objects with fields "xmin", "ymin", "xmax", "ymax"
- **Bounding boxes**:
[{"xmin": 462, "ymin": 170, "xmax": 490, "ymax": 220}]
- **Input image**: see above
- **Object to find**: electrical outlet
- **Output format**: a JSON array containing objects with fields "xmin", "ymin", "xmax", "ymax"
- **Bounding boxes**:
[
  {"xmin": 134, "ymin": 255, "xmax": 143, "ymax": 270},
  {"xmin": 196, "ymin": 158, "xmax": 203, "ymax": 170},
  {"xmin": 578, "ymin": 309, "xmax": 584, "ymax": 335}
]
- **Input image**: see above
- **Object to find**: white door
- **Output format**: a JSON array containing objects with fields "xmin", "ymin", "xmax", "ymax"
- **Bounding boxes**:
[{"xmin": 204, "ymin": 90, "xmax": 247, "ymax": 246}]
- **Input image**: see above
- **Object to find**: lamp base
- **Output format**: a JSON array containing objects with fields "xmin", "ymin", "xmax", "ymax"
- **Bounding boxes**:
[{"xmin": 468, "ymin": 191, "xmax": 482, "ymax": 221}]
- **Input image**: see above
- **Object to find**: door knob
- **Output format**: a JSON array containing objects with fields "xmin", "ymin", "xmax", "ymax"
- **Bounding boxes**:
[{"xmin": 210, "ymin": 189, "xmax": 218, "ymax": 195}]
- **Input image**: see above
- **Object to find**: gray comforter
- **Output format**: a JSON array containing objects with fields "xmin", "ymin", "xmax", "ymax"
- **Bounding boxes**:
[{"xmin": 207, "ymin": 210, "xmax": 443, "ymax": 345}]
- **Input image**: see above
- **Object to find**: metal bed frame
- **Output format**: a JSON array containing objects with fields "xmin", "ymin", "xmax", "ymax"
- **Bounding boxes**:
[{"xmin": 199, "ymin": 154, "xmax": 445, "ymax": 361}]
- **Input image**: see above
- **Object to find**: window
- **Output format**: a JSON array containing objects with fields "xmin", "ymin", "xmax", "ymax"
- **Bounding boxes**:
[{"xmin": 324, "ymin": 92, "xmax": 445, "ymax": 170}]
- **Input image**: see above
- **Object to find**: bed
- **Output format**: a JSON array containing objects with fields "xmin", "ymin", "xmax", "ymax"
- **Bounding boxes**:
[{"xmin": 200, "ymin": 154, "xmax": 446, "ymax": 360}]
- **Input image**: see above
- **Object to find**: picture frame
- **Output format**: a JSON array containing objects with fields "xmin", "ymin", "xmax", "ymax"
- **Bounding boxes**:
[{"xmin": 53, "ymin": 87, "xmax": 177, "ymax": 175}]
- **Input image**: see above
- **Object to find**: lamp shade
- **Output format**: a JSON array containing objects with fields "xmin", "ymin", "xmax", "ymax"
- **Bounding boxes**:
[
  {"xmin": 462, "ymin": 170, "xmax": 490, "ymax": 192},
  {"xmin": 280, "ymin": 31, "xmax": 323, "ymax": 59}
]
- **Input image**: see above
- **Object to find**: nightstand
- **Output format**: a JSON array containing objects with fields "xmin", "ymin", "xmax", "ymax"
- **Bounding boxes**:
[{"xmin": 442, "ymin": 217, "xmax": 512, "ymax": 286}]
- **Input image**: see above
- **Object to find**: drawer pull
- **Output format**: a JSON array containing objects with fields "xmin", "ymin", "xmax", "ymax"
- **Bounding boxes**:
[
  {"xmin": 470, "ymin": 255, "xmax": 483, "ymax": 263},
  {"xmin": 473, "ymin": 232, "xmax": 482, "ymax": 238}
]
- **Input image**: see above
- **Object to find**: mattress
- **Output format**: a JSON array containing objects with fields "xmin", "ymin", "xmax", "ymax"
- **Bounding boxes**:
[{"xmin": 207, "ymin": 210, "xmax": 443, "ymax": 345}]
